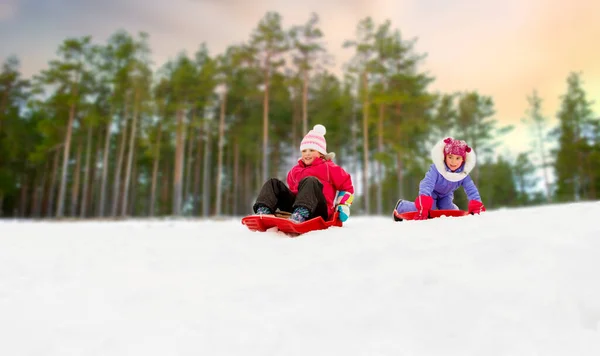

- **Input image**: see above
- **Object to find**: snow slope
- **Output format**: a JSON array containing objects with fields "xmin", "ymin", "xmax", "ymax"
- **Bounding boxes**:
[{"xmin": 1, "ymin": 202, "xmax": 600, "ymax": 355}]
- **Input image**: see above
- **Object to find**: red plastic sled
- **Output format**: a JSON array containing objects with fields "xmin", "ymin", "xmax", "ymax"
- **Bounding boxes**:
[
  {"xmin": 242, "ymin": 211, "xmax": 343, "ymax": 236},
  {"xmin": 393, "ymin": 209, "xmax": 469, "ymax": 221}
]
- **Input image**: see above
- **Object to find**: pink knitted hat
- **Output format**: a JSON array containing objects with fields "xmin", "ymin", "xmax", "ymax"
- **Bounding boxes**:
[
  {"xmin": 443, "ymin": 137, "xmax": 471, "ymax": 158},
  {"xmin": 300, "ymin": 124, "xmax": 327, "ymax": 155}
]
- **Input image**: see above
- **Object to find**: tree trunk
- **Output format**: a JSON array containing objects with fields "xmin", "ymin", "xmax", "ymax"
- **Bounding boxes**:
[
  {"xmin": 223, "ymin": 143, "xmax": 233, "ymax": 215},
  {"xmin": 121, "ymin": 90, "xmax": 140, "ymax": 216},
  {"xmin": 56, "ymin": 90, "xmax": 79, "ymax": 218},
  {"xmin": 160, "ymin": 159, "xmax": 172, "ymax": 215},
  {"xmin": 262, "ymin": 58, "xmax": 271, "ymax": 183},
  {"xmin": 19, "ymin": 174, "xmax": 29, "ymax": 217},
  {"xmin": 47, "ymin": 148, "xmax": 61, "ymax": 217},
  {"xmin": 192, "ymin": 124, "xmax": 203, "ymax": 215},
  {"xmin": 128, "ymin": 147, "xmax": 138, "ymax": 216},
  {"xmin": 215, "ymin": 92, "xmax": 227, "ymax": 216},
  {"xmin": 149, "ymin": 122, "xmax": 163, "ymax": 217},
  {"xmin": 376, "ymin": 102, "xmax": 384, "ymax": 215},
  {"xmin": 90, "ymin": 132, "xmax": 102, "ymax": 217},
  {"xmin": 80, "ymin": 125, "xmax": 93, "ymax": 218},
  {"xmin": 255, "ymin": 149, "xmax": 261, "ymax": 194},
  {"xmin": 70, "ymin": 135, "xmax": 83, "ymax": 217},
  {"xmin": 232, "ymin": 140, "xmax": 239, "ymax": 216},
  {"xmin": 351, "ymin": 104, "xmax": 359, "ymax": 192},
  {"xmin": 361, "ymin": 70, "xmax": 370, "ymax": 214},
  {"xmin": 202, "ymin": 118, "xmax": 212, "ymax": 217},
  {"xmin": 111, "ymin": 101, "xmax": 130, "ymax": 217},
  {"xmin": 292, "ymin": 89, "xmax": 300, "ymax": 153},
  {"xmin": 395, "ymin": 103, "xmax": 404, "ymax": 199},
  {"xmin": 173, "ymin": 108, "xmax": 186, "ymax": 216},
  {"xmin": 302, "ymin": 69, "xmax": 309, "ymax": 134},
  {"xmin": 98, "ymin": 110, "xmax": 114, "ymax": 217},
  {"xmin": 183, "ymin": 111, "xmax": 196, "ymax": 208}
]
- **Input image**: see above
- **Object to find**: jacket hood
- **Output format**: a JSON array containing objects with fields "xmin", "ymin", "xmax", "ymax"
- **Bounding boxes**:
[{"xmin": 431, "ymin": 138, "xmax": 477, "ymax": 182}]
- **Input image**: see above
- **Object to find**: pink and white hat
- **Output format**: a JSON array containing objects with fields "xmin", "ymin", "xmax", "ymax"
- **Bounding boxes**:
[
  {"xmin": 300, "ymin": 124, "xmax": 327, "ymax": 155},
  {"xmin": 443, "ymin": 137, "xmax": 471, "ymax": 159}
]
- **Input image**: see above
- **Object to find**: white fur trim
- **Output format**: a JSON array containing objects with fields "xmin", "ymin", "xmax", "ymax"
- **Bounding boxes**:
[
  {"xmin": 323, "ymin": 152, "xmax": 336, "ymax": 160},
  {"xmin": 431, "ymin": 139, "xmax": 477, "ymax": 182}
]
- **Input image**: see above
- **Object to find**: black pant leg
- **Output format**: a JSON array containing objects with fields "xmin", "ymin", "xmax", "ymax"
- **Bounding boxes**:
[
  {"xmin": 293, "ymin": 176, "xmax": 329, "ymax": 220},
  {"xmin": 253, "ymin": 178, "xmax": 295, "ymax": 213}
]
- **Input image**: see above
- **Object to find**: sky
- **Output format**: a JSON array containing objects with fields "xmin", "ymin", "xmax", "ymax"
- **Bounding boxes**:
[
  {"xmin": 1, "ymin": 0, "xmax": 599, "ymax": 157},
  {"xmin": 2, "ymin": 201, "xmax": 600, "ymax": 355}
]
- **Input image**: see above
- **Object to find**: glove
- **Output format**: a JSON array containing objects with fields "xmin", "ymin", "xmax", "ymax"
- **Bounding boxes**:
[
  {"xmin": 468, "ymin": 200, "xmax": 486, "ymax": 214},
  {"xmin": 414, "ymin": 195, "xmax": 433, "ymax": 220},
  {"xmin": 337, "ymin": 204, "xmax": 350, "ymax": 222},
  {"xmin": 335, "ymin": 191, "xmax": 354, "ymax": 222}
]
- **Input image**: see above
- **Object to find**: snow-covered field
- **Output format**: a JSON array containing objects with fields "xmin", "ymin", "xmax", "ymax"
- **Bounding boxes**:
[{"xmin": 2, "ymin": 202, "xmax": 600, "ymax": 355}]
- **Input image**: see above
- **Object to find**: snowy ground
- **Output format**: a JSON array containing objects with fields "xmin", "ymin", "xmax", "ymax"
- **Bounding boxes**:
[{"xmin": 1, "ymin": 202, "xmax": 600, "ymax": 356}]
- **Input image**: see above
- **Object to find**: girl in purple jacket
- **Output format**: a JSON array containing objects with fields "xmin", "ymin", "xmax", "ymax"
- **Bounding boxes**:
[{"xmin": 394, "ymin": 137, "xmax": 486, "ymax": 220}]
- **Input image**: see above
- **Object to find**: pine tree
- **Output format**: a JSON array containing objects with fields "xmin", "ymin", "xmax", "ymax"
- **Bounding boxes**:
[{"xmin": 552, "ymin": 72, "xmax": 596, "ymax": 201}]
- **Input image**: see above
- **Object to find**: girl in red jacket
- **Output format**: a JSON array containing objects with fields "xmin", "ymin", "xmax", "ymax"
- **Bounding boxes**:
[{"xmin": 253, "ymin": 124, "xmax": 355, "ymax": 223}]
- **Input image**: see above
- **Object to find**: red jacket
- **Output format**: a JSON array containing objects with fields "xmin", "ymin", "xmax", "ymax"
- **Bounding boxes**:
[{"xmin": 287, "ymin": 157, "xmax": 354, "ymax": 217}]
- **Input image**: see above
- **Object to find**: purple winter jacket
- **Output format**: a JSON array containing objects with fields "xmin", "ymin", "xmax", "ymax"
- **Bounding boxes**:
[
  {"xmin": 395, "ymin": 138, "xmax": 482, "ymax": 213},
  {"xmin": 419, "ymin": 163, "xmax": 481, "ymax": 205}
]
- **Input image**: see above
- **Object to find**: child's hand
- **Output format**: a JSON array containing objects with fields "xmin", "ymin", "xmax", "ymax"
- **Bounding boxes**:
[
  {"xmin": 334, "ymin": 191, "xmax": 353, "ymax": 222},
  {"xmin": 335, "ymin": 191, "xmax": 354, "ymax": 206},
  {"xmin": 337, "ymin": 204, "xmax": 350, "ymax": 222},
  {"xmin": 468, "ymin": 200, "xmax": 486, "ymax": 214},
  {"xmin": 414, "ymin": 195, "xmax": 433, "ymax": 220}
]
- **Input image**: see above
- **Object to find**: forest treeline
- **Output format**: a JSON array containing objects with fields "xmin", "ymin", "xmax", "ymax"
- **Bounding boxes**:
[{"xmin": 0, "ymin": 12, "xmax": 598, "ymax": 218}]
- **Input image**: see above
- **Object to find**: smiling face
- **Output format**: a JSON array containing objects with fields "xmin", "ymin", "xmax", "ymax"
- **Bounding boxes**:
[
  {"xmin": 445, "ymin": 154, "xmax": 464, "ymax": 171},
  {"xmin": 301, "ymin": 149, "xmax": 321, "ymax": 165}
]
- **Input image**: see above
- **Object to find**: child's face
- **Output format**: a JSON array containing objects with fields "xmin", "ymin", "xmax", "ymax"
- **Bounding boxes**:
[
  {"xmin": 301, "ymin": 149, "xmax": 321, "ymax": 165},
  {"xmin": 445, "ymin": 154, "xmax": 464, "ymax": 171}
]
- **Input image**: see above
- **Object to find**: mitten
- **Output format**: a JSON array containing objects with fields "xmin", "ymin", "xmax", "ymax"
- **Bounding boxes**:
[
  {"xmin": 335, "ymin": 191, "xmax": 354, "ymax": 222},
  {"xmin": 337, "ymin": 204, "xmax": 350, "ymax": 222},
  {"xmin": 468, "ymin": 200, "xmax": 486, "ymax": 214},
  {"xmin": 414, "ymin": 195, "xmax": 433, "ymax": 220}
]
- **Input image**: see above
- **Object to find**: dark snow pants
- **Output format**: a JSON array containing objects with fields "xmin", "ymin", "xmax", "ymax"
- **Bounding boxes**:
[{"xmin": 253, "ymin": 177, "xmax": 329, "ymax": 220}]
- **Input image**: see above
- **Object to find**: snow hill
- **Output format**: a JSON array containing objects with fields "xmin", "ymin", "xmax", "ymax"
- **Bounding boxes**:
[{"xmin": 2, "ymin": 202, "xmax": 600, "ymax": 355}]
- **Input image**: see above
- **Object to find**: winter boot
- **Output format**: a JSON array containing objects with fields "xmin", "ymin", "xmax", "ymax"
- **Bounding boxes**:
[
  {"xmin": 255, "ymin": 205, "xmax": 273, "ymax": 215},
  {"xmin": 290, "ymin": 206, "xmax": 310, "ymax": 223},
  {"xmin": 393, "ymin": 199, "xmax": 403, "ymax": 222}
]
